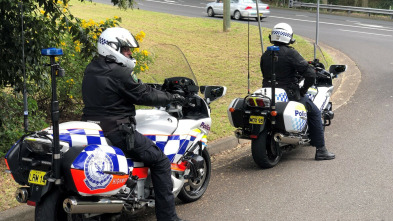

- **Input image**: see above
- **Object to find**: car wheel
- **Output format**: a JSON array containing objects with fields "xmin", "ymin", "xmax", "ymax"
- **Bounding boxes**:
[
  {"xmin": 234, "ymin": 10, "xmax": 241, "ymax": 20},
  {"xmin": 207, "ymin": 7, "xmax": 215, "ymax": 17}
]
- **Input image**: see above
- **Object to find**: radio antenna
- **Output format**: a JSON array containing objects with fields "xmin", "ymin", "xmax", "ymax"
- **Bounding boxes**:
[
  {"xmin": 247, "ymin": 15, "xmax": 250, "ymax": 94},
  {"xmin": 20, "ymin": 1, "xmax": 29, "ymax": 133}
]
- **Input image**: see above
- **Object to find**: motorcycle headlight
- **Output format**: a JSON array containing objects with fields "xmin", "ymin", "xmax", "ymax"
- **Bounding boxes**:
[{"xmin": 24, "ymin": 138, "xmax": 53, "ymax": 154}]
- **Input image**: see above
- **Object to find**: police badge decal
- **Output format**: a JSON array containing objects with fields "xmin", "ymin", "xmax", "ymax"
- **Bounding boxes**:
[{"xmin": 83, "ymin": 147, "xmax": 114, "ymax": 190}]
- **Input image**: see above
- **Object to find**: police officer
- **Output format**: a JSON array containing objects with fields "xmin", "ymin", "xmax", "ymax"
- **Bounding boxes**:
[
  {"xmin": 82, "ymin": 27, "xmax": 186, "ymax": 221},
  {"xmin": 260, "ymin": 23, "xmax": 335, "ymax": 161}
]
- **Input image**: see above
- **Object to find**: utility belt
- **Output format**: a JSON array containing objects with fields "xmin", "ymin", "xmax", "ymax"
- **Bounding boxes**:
[{"xmin": 82, "ymin": 115, "xmax": 136, "ymax": 151}]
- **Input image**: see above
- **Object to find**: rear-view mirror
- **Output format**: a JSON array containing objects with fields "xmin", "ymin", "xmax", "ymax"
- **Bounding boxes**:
[
  {"xmin": 329, "ymin": 65, "xmax": 347, "ymax": 78},
  {"xmin": 200, "ymin": 86, "xmax": 227, "ymax": 104}
]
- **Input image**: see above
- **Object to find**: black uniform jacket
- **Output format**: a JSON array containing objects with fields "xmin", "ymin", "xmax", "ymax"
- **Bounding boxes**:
[
  {"xmin": 82, "ymin": 56, "xmax": 173, "ymax": 132},
  {"xmin": 260, "ymin": 45, "xmax": 316, "ymax": 100}
]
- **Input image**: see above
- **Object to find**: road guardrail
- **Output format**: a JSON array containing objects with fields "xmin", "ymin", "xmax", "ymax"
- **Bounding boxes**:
[{"xmin": 291, "ymin": 1, "xmax": 393, "ymax": 19}]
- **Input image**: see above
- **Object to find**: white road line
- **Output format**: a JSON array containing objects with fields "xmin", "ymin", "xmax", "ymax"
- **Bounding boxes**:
[
  {"xmin": 144, "ymin": 0, "xmax": 205, "ymax": 9},
  {"xmin": 338, "ymin": 29, "xmax": 392, "ymax": 37},
  {"xmin": 141, "ymin": 1, "xmax": 393, "ymax": 34},
  {"xmin": 355, "ymin": 23, "xmax": 385, "ymax": 28}
]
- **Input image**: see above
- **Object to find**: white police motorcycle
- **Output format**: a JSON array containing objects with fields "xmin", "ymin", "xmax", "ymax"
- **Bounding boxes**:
[
  {"xmin": 5, "ymin": 44, "xmax": 226, "ymax": 220},
  {"xmin": 227, "ymin": 45, "xmax": 346, "ymax": 169}
]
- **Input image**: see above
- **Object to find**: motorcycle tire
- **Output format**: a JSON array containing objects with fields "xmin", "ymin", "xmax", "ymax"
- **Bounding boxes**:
[
  {"xmin": 35, "ymin": 189, "xmax": 68, "ymax": 221},
  {"xmin": 251, "ymin": 130, "xmax": 282, "ymax": 169},
  {"xmin": 177, "ymin": 148, "xmax": 211, "ymax": 203}
]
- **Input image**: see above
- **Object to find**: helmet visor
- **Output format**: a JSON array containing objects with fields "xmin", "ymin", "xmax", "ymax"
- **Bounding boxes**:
[{"xmin": 116, "ymin": 35, "xmax": 139, "ymax": 49}]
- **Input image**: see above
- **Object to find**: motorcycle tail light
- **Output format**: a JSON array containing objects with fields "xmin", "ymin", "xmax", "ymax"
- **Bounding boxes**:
[
  {"xmin": 25, "ymin": 139, "xmax": 53, "ymax": 154},
  {"xmin": 246, "ymin": 97, "xmax": 270, "ymax": 108},
  {"xmin": 4, "ymin": 158, "xmax": 15, "ymax": 180}
]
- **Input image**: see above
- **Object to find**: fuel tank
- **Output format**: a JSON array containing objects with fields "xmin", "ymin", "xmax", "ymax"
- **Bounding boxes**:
[{"xmin": 135, "ymin": 109, "xmax": 178, "ymax": 135}]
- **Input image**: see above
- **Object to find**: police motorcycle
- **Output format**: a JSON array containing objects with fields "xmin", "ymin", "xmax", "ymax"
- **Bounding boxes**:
[
  {"xmin": 227, "ymin": 44, "xmax": 346, "ymax": 169},
  {"xmin": 5, "ymin": 44, "xmax": 226, "ymax": 220}
]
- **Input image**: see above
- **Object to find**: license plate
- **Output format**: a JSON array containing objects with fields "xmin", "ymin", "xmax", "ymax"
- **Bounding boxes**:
[
  {"xmin": 28, "ymin": 170, "xmax": 47, "ymax": 185},
  {"xmin": 259, "ymin": 13, "xmax": 263, "ymax": 16},
  {"xmin": 249, "ymin": 116, "xmax": 264, "ymax": 124}
]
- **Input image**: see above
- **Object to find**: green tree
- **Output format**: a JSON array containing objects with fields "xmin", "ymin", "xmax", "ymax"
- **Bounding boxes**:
[{"xmin": 0, "ymin": 0, "xmax": 135, "ymax": 89}]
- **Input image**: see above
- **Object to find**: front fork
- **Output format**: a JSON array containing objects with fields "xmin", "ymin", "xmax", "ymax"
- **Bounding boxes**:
[{"xmin": 322, "ymin": 102, "xmax": 334, "ymax": 126}]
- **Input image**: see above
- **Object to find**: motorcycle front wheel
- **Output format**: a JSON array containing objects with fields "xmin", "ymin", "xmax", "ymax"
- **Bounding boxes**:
[
  {"xmin": 177, "ymin": 148, "xmax": 211, "ymax": 203},
  {"xmin": 251, "ymin": 130, "xmax": 282, "ymax": 169}
]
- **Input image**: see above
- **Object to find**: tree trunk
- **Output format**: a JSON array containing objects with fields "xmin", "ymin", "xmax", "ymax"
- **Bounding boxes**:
[{"xmin": 223, "ymin": 0, "xmax": 230, "ymax": 32}]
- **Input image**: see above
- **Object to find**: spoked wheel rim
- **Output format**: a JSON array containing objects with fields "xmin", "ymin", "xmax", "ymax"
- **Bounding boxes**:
[
  {"xmin": 177, "ymin": 149, "xmax": 211, "ymax": 203},
  {"xmin": 183, "ymin": 160, "xmax": 207, "ymax": 196}
]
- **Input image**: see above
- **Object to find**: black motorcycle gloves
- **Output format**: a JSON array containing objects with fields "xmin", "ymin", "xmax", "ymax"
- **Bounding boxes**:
[{"xmin": 171, "ymin": 94, "xmax": 186, "ymax": 104}]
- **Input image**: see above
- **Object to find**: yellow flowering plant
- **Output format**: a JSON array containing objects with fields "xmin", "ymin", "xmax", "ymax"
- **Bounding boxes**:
[
  {"xmin": 131, "ymin": 31, "xmax": 153, "ymax": 75},
  {"xmin": 33, "ymin": 1, "xmax": 123, "ymax": 119}
]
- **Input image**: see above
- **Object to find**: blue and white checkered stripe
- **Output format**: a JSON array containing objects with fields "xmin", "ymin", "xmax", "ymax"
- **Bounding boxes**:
[
  {"xmin": 291, "ymin": 118, "xmax": 307, "ymax": 132},
  {"xmin": 71, "ymin": 144, "xmax": 128, "ymax": 174},
  {"xmin": 306, "ymin": 93, "xmax": 316, "ymax": 101},
  {"xmin": 272, "ymin": 30, "xmax": 292, "ymax": 38},
  {"xmin": 98, "ymin": 37, "xmax": 108, "ymax": 45},
  {"xmin": 57, "ymin": 128, "xmax": 108, "ymax": 147},
  {"xmin": 44, "ymin": 127, "xmax": 108, "ymax": 147},
  {"xmin": 276, "ymin": 92, "xmax": 288, "ymax": 102},
  {"xmin": 145, "ymin": 134, "xmax": 197, "ymax": 162}
]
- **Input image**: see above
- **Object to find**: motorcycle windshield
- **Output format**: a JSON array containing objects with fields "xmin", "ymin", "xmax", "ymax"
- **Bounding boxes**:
[{"xmin": 137, "ymin": 44, "xmax": 198, "ymax": 86}]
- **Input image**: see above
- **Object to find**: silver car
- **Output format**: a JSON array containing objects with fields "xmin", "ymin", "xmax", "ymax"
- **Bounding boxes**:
[{"xmin": 206, "ymin": 0, "xmax": 270, "ymax": 21}]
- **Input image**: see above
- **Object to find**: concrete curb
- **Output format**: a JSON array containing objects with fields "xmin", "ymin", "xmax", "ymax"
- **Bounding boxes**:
[{"xmin": 0, "ymin": 44, "xmax": 361, "ymax": 220}]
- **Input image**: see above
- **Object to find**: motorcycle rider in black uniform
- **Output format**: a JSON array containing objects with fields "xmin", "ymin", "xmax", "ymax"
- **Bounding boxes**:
[
  {"xmin": 82, "ymin": 27, "xmax": 186, "ymax": 221},
  {"xmin": 260, "ymin": 23, "xmax": 335, "ymax": 161}
]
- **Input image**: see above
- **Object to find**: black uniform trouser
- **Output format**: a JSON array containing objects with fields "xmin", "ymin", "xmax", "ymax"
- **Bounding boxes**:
[
  {"xmin": 106, "ymin": 129, "xmax": 177, "ymax": 221},
  {"xmin": 298, "ymin": 96, "xmax": 325, "ymax": 148}
]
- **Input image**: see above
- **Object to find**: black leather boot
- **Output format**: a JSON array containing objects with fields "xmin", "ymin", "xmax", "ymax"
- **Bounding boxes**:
[{"xmin": 315, "ymin": 146, "xmax": 335, "ymax": 160}]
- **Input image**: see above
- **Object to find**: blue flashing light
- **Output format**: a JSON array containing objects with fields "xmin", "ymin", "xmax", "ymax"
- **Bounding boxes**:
[
  {"xmin": 41, "ymin": 48, "xmax": 63, "ymax": 56},
  {"xmin": 267, "ymin": 46, "xmax": 280, "ymax": 51}
]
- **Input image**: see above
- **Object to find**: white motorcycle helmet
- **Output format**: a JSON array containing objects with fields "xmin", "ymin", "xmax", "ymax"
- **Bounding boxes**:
[
  {"xmin": 97, "ymin": 27, "xmax": 139, "ymax": 69},
  {"xmin": 270, "ymin": 23, "xmax": 295, "ymax": 44}
]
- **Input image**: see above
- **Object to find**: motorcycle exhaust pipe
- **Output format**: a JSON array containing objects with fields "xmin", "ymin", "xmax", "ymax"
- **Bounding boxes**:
[
  {"xmin": 274, "ymin": 133, "xmax": 302, "ymax": 145},
  {"xmin": 15, "ymin": 187, "xmax": 29, "ymax": 203},
  {"xmin": 63, "ymin": 197, "xmax": 125, "ymax": 214}
]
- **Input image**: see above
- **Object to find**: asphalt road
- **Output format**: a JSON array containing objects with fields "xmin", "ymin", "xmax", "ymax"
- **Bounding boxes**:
[{"xmin": 3, "ymin": 1, "xmax": 393, "ymax": 220}]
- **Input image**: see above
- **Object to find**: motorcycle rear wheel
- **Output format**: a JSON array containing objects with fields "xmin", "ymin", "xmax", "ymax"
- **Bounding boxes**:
[
  {"xmin": 177, "ymin": 148, "xmax": 211, "ymax": 203},
  {"xmin": 35, "ymin": 189, "xmax": 100, "ymax": 221},
  {"xmin": 251, "ymin": 130, "xmax": 282, "ymax": 169},
  {"xmin": 35, "ymin": 189, "xmax": 68, "ymax": 221}
]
